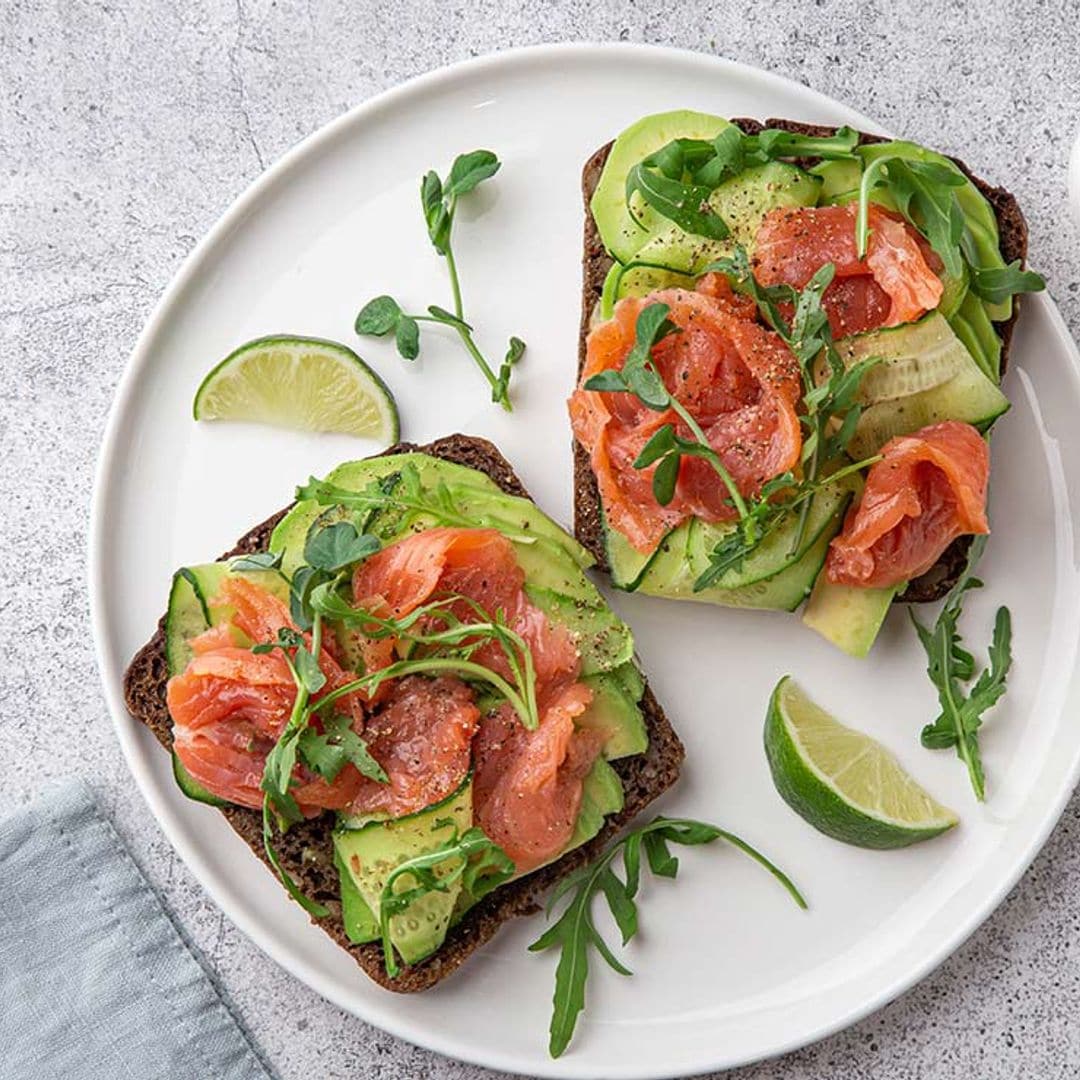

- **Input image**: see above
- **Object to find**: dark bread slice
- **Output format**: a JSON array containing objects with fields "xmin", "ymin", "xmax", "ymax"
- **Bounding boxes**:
[
  {"xmin": 124, "ymin": 434, "xmax": 684, "ymax": 993},
  {"xmin": 574, "ymin": 119, "xmax": 1030, "ymax": 604}
]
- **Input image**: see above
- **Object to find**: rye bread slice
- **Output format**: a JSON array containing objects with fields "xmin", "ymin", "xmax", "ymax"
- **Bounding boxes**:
[
  {"xmin": 574, "ymin": 119, "xmax": 1030, "ymax": 604},
  {"xmin": 123, "ymin": 434, "xmax": 684, "ymax": 993}
]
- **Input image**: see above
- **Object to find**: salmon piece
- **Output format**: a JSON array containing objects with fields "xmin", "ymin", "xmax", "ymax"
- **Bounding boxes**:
[
  {"xmin": 168, "ymin": 578, "xmax": 365, "ymax": 811},
  {"xmin": 568, "ymin": 281, "xmax": 803, "ymax": 554},
  {"xmin": 347, "ymin": 676, "xmax": 479, "ymax": 819},
  {"xmin": 826, "ymin": 421, "xmax": 990, "ymax": 589},
  {"xmin": 352, "ymin": 527, "xmax": 578, "ymax": 689},
  {"xmin": 753, "ymin": 204, "xmax": 943, "ymax": 335},
  {"xmin": 351, "ymin": 527, "xmax": 599, "ymax": 842},
  {"xmin": 473, "ymin": 682, "xmax": 603, "ymax": 873}
]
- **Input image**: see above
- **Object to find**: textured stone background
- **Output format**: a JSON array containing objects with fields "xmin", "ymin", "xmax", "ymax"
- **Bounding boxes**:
[{"xmin": 4, "ymin": 1, "xmax": 1080, "ymax": 1077}]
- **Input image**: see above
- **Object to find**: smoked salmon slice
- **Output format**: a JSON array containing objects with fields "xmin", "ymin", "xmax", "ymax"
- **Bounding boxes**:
[
  {"xmin": 168, "ymin": 578, "xmax": 366, "ymax": 812},
  {"xmin": 352, "ymin": 526, "xmax": 600, "ymax": 869},
  {"xmin": 826, "ymin": 420, "xmax": 990, "ymax": 589},
  {"xmin": 473, "ymin": 683, "xmax": 605, "ymax": 872},
  {"xmin": 753, "ymin": 204, "xmax": 943, "ymax": 336},
  {"xmin": 568, "ymin": 278, "xmax": 803, "ymax": 554}
]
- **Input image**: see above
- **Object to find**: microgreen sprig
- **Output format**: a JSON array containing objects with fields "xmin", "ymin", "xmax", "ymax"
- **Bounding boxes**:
[
  {"xmin": 530, "ymin": 816, "xmax": 807, "ymax": 1058},
  {"xmin": 911, "ymin": 535, "xmax": 1012, "ymax": 800},
  {"xmin": 355, "ymin": 150, "xmax": 526, "ymax": 409}
]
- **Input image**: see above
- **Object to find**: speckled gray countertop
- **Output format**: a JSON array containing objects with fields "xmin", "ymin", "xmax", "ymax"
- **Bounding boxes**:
[{"xmin": 4, "ymin": 2, "xmax": 1080, "ymax": 1077}]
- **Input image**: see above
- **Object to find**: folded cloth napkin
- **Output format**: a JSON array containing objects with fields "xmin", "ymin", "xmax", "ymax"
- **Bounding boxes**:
[{"xmin": 0, "ymin": 779, "xmax": 274, "ymax": 1080}]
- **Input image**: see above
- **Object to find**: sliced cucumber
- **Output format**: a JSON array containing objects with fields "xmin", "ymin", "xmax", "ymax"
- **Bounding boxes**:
[
  {"xmin": 802, "ymin": 577, "xmax": 900, "ymax": 658},
  {"xmin": 848, "ymin": 360, "xmax": 1008, "ymax": 460},
  {"xmin": 602, "ymin": 515, "xmax": 679, "ymax": 592},
  {"xmin": 590, "ymin": 110, "xmax": 734, "ymax": 263},
  {"xmin": 833, "ymin": 314, "xmax": 1009, "ymax": 459},
  {"xmin": 603, "ymin": 474, "xmax": 854, "ymax": 604},
  {"xmin": 171, "ymin": 752, "xmax": 229, "ymax": 807},
  {"xmin": 332, "ymin": 777, "xmax": 473, "ymax": 967},
  {"xmin": 165, "ymin": 562, "xmax": 290, "ymax": 676},
  {"xmin": 835, "ymin": 312, "xmax": 971, "ymax": 404}
]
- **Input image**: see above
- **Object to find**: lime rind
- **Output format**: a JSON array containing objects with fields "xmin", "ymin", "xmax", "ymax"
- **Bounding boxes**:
[
  {"xmin": 193, "ymin": 335, "xmax": 399, "ymax": 443},
  {"xmin": 765, "ymin": 676, "xmax": 958, "ymax": 850}
]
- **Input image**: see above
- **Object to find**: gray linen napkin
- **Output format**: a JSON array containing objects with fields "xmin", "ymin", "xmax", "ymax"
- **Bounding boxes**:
[{"xmin": 0, "ymin": 779, "xmax": 274, "ymax": 1080}]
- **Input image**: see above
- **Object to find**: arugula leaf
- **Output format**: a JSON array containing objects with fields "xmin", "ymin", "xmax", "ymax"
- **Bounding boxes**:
[
  {"xmin": 303, "ymin": 521, "xmax": 381, "ymax": 573},
  {"xmin": 626, "ymin": 125, "xmax": 858, "ymax": 238},
  {"xmin": 297, "ymin": 713, "xmax": 388, "ymax": 784},
  {"xmin": 968, "ymin": 260, "xmax": 1046, "ymax": 305},
  {"xmin": 357, "ymin": 150, "xmax": 522, "ymax": 408},
  {"xmin": 531, "ymin": 816, "xmax": 806, "ymax": 1058},
  {"xmin": 911, "ymin": 535, "xmax": 1012, "ymax": 799},
  {"xmin": 625, "ymin": 162, "xmax": 729, "ymax": 241}
]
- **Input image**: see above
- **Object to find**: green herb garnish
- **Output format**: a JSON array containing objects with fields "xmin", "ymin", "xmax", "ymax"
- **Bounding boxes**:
[
  {"xmin": 355, "ymin": 150, "xmax": 525, "ymax": 409},
  {"xmin": 625, "ymin": 125, "xmax": 858, "ymax": 240},
  {"xmin": 585, "ymin": 256, "xmax": 879, "ymax": 591},
  {"xmin": 378, "ymin": 821, "xmax": 515, "ymax": 977},
  {"xmin": 911, "ymin": 534, "xmax": 1012, "ymax": 800},
  {"xmin": 855, "ymin": 157, "xmax": 1045, "ymax": 304},
  {"xmin": 530, "ymin": 816, "xmax": 807, "ymax": 1058}
]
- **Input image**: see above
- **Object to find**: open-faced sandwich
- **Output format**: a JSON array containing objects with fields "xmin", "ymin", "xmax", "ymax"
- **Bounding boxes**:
[
  {"xmin": 124, "ymin": 435, "xmax": 683, "ymax": 990},
  {"xmin": 570, "ymin": 111, "xmax": 1042, "ymax": 655}
]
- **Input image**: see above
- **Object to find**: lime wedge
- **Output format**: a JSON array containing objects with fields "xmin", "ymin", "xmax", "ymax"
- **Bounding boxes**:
[
  {"xmin": 193, "ymin": 335, "xmax": 399, "ymax": 442},
  {"xmin": 765, "ymin": 676, "xmax": 958, "ymax": 849}
]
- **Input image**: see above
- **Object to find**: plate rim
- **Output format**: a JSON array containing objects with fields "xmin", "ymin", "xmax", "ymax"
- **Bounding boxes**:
[{"xmin": 88, "ymin": 40, "xmax": 1080, "ymax": 1079}]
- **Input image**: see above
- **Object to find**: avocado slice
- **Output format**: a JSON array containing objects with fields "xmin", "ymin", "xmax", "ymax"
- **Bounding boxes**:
[
  {"xmin": 802, "ymin": 577, "xmax": 899, "ymax": 658},
  {"xmin": 524, "ymin": 586, "xmax": 634, "ymax": 675},
  {"xmin": 579, "ymin": 670, "xmax": 648, "ymax": 760},
  {"xmin": 590, "ymin": 109, "xmax": 734, "ymax": 264}
]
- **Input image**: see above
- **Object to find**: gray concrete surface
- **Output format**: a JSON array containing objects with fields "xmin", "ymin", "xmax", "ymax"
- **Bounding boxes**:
[{"xmin": 4, "ymin": 1, "xmax": 1080, "ymax": 1077}]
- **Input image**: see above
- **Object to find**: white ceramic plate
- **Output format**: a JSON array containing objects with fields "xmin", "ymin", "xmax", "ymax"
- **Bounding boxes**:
[{"xmin": 90, "ymin": 43, "xmax": 1080, "ymax": 1079}]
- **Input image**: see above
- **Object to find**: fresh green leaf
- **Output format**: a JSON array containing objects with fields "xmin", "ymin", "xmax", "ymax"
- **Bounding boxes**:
[
  {"xmin": 293, "ymin": 644, "xmax": 326, "ymax": 695},
  {"xmin": 625, "ymin": 162, "xmax": 730, "ymax": 241},
  {"xmin": 633, "ymin": 423, "xmax": 677, "ymax": 468},
  {"xmin": 968, "ymin": 261, "xmax": 1046, "ymax": 305},
  {"xmin": 531, "ymin": 816, "xmax": 806, "ymax": 1058},
  {"xmin": 297, "ymin": 713, "xmax": 388, "ymax": 784},
  {"xmin": 304, "ymin": 521, "xmax": 381, "ymax": 573},
  {"xmin": 911, "ymin": 535, "xmax": 1011, "ymax": 800},
  {"xmin": 445, "ymin": 149, "xmax": 501, "ymax": 196},
  {"xmin": 582, "ymin": 369, "xmax": 628, "ymax": 393},
  {"xmin": 651, "ymin": 451, "xmax": 681, "ymax": 505},
  {"xmin": 395, "ymin": 315, "xmax": 420, "ymax": 360},
  {"xmin": 355, "ymin": 295, "xmax": 402, "ymax": 336}
]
